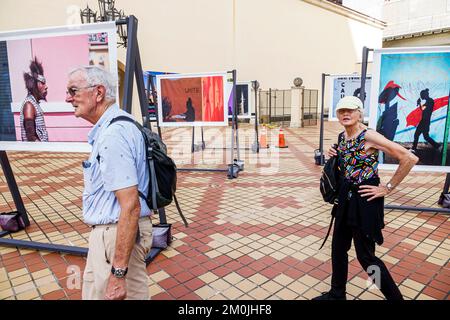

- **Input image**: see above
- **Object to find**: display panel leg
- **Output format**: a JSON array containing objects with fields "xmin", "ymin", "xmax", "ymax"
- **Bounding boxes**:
[
  {"xmin": 0, "ymin": 151, "xmax": 30, "ymax": 226},
  {"xmin": 201, "ymin": 127, "xmax": 205, "ymax": 150}
]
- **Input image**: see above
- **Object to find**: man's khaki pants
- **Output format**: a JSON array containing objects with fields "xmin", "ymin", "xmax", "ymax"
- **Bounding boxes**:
[{"xmin": 82, "ymin": 217, "xmax": 153, "ymax": 300}]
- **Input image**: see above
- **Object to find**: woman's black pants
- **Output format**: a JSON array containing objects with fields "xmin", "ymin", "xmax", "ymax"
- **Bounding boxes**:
[{"xmin": 330, "ymin": 212, "xmax": 404, "ymax": 300}]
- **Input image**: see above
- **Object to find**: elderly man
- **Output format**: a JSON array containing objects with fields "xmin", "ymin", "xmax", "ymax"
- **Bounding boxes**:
[{"xmin": 65, "ymin": 66, "xmax": 153, "ymax": 300}]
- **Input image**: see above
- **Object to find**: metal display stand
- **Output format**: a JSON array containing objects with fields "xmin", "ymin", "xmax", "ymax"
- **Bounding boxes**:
[
  {"xmin": 177, "ymin": 69, "xmax": 244, "ymax": 179},
  {"xmin": 0, "ymin": 16, "xmax": 176, "ymax": 263},
  {"xmin": 146, "ymin": 73, "xmax": 162, "ymax": 137},
  {"xmin": 191, "ymin": 127, "xmax": 206, "ymax": 153},
  {"xmin": 252, "ymin": 80, "xmax": 260, "ymax": 153},
  {"xmin": 196, "ymin": 80, "xmax": 260, "ymax": 154},
  {"xmin": 317, "ymin": 72, "xmax": 330, "ymax": 165},
  {"xmin": 361, "ymin": 46, "xmax": 449, "ymax": 214},
  {"xmin": 317, "ymin": 46, "xmax": 450, "ymax": 214},
  {"xmin": 318, "ymin": 47, "xmax": 373, "ymax": 165},
  {"xmin": 0, "ymin": 150, "xmax": 89, "ymax": 256}
]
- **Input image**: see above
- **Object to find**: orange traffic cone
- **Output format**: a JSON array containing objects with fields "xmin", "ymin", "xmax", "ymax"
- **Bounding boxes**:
[
  {"xmin": 259, "ymin": 127, "xmax": 269, "ymax": 149},
  {"xmin": 276, "ymin": 128, "xmax": 288, "ymax": 148}
]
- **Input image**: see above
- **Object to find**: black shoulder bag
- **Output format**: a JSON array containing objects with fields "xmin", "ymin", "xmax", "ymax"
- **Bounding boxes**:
[{"xmin": 319, "ymin": 132, "xmax": 344, "ymax": 250}]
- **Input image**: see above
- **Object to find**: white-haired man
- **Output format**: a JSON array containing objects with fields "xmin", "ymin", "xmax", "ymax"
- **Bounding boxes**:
[{"xmin": 66, "ymin": 66, "xmax": 153, "ymax": 300}]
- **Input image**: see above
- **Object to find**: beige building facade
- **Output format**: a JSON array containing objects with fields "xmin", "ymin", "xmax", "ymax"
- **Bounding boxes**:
[
  {"xmin": 383, "ymin": 0, "xmax": 450, "ymax": 47},
  {"xmin": 0, "ymin": 0, "xmax": 383, "ymax": 93}
]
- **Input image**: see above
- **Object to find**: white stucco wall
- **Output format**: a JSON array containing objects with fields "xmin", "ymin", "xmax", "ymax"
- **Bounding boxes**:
[
  {"xmin": 383, "ymin": 0, "xmax": 450, "ymax": 37},
  {"xmin": 0, "ymin": 0, "xmax": 383, "ymax": 114}
]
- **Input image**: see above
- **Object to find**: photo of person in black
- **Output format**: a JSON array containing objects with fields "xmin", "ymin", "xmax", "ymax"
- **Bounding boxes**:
[
  {"xmin": 170, "ymin": 97, "xmax": 196, "ymax": 122},
  {"xmin": 182, "ymin": 97, "xmax": 195, "ymax": 122},
  {"xmin": 411, "ymin": 88, "xmax": 442, "ymax": 154}
]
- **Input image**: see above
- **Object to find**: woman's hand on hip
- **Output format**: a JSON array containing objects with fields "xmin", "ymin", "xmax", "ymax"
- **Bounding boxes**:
[{"xmin": 358, "ymin": 184, "xmax": 389, "ymax": 201}]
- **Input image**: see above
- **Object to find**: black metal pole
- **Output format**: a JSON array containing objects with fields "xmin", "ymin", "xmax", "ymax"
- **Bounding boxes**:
[
  {"xmin": 232, "ymin": 70, "xmax": 241, "ymax": 161},
  {"xmin": 319, "ymin": 73, "xmax": 329, "ymax": 166},
  {"xmin": 120, "ymin": 14, "xmax": 169, "ymax": 250},
  {"xmin": 282, "ymin": 90, "xmax": 285, "ymax": 127},
  {"xmin": 273, "ymin": 90, "xmax": 277, "ymax": 124},
  {"xmin": 229, "ymin": 71, "xmax": 236, "ymax": 163},
  {"xmin": 0, "ymin": 151, "xmax": 29, "ymax": 226},
  {"xmin": 443, "ymin": 173, "xmax": 450, "ymax": 194},
  {"xmin": 253, "ymin": 81, "xmax": 260, "ymax": 153},
  {"xmin": 122, "ymin": 16, "xmax": 137, "ymax": 113},
  {"xmin": 158, "ymin": 207, "xmax": 168, "ymax": 224},
  {"xmin": 191, "ymin": 127, "xmax": 195, "ymax": 153},
  {"xmin": 145, "ymin": 73, "xmax": 151, "ymax": 96},
  {"xmin": 149, "ymin": 74, "xmax": 163, "ymax": 137},
  {"xmin": 268, "ymin": 88, "xmax": 272, "ymax": 124},
  {"xmin": 178, "ymin": 168, "xmax": 228, "ymax": 172},
  {"xmin": 145, "ymin": 73, "xmax": 154, "ymax": 132},
  {"xmin": 360, "ymin": 46, "xmax": 371, "ymax": 112},
  {"xmin": 0, "ymin": 231, "xmax": 9, "ymax": 238},
  {"xmin": 0, "ymin": 238, "xmax": 88, "ymax": 256},
  {"xmin": 134, "ymin": 41, "xmax": 150, "ymax": 129},
  {"xmin": 115, "ymin": 18, "xmax": 127, "ymax": 26},
  {"xmin": 201, "ymin": 127, "xmax": 205, "ymax": 150},
  {"xmin": 124, "ymin": 15, "xmax": 169, "ymax": 235},
  {"xmin": 385, "ymin": 204, "xmax": 450, "ymax": 214}
]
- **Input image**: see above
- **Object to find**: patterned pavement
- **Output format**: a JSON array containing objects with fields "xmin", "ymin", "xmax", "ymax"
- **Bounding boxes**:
[{"xmin": 0, "ymin": 122, "xmax": 449, "ymax": 300}]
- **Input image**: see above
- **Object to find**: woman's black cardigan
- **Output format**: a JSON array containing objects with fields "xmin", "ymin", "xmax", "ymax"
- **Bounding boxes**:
[{"xmin": 334, "ymin": 175, "xmax": 385, "ymax": 245}]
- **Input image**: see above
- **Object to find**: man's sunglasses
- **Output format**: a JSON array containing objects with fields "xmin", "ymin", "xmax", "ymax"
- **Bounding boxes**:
[{"xmin": 66, "ymin": 85, "xmax": 97, "ymax": 97}]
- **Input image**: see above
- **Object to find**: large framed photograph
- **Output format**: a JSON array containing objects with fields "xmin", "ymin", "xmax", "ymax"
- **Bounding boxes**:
[
  {"xmin": 157, "ymin": 72, "xmax": 230, "ymax": 127},
  {"xmin": 226, "ymin": 81, "xmax": 255, "ymax": 119},
  {"xmin": 369, "ymin": 46, "xmax": 450, "ymax": 172},
  {"xmin": 328, "ymin": 74, "xmax": 372, "ymax": 121},
  {"xmin": 0, "ymin": 22, "xmax": 118, "ymax": 153}
]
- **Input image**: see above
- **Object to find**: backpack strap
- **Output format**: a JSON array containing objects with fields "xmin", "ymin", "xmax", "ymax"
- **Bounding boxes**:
[
  {"xmin": 109, "ymin": 115, "xmax": 139, "ymax": 127},
  {"xmin": 319, "ymin": 204, "xmax": 337, "ymax": 250},
  {"xmin": 337, "ymin": 131, "xmax": 344, "ymax": 145},
  {"xmin": 318, "ymin": 131, "xmax": 345, "ymax": 250},
  {"xmin": 336, "ymin": 131, "xmax": 345, "ymax": 172},
  {"xmin": 109, "ymin": 116, "xmax": 159, "ymax": 212},
  {"xmin": 173, "ymin": 194, "xmax": 189, "ymax": 227},
  {"xmin": 109, "ymin": 116, "xmax": 187, "ymax": 228},
  {"xmin": 148, "ymin": 148, "xmax": 159, "ymax": 213},
  {"xmin": 108, "ymin": 116, "xmax": 148, "ymax": 202}
]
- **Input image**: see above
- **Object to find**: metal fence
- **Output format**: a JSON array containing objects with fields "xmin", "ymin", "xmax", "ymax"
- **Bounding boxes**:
[
  {"xmin": 258, "ymin": 88, "xmax": 318, "ymax": 127},
  {"xmin": 259, "ymin": 89, "xmax": 291, "ymax": 126},
  {"xmin": 302, "ymin": 89, "xmax": 319, "ymax": 126}
]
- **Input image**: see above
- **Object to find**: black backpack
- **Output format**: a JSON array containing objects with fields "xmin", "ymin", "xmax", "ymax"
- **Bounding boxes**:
[
  {"xmin": 109, "ymin": 116, "xmax": 188, "ymax": 227},
  {"xmin": 319, "ymin": 132, "xmax": 344, "ymax": 205},
  {"xmin": 318, "ymin": 132, "xmax": 344, "ymax": 250},
  {"xmin": 320, "ymin": 156, "xmax": 339, "ymax": 204}
]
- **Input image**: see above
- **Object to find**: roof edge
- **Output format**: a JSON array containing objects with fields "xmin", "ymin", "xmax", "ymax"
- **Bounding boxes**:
[{"xmin": 302, "ymin": 0, "xmax": 386, "ymax": 29}]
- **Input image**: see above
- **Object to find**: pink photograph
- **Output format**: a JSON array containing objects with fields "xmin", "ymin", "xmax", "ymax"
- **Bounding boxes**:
[{"xmin": 0, "ymin": 22, "xmax": 118, "ymax": 152}]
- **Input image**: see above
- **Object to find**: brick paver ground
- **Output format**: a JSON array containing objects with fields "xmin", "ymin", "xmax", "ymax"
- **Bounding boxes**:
[{"xmin": 0, "ymin": 122, "xmax": 449, "ymax": 300}]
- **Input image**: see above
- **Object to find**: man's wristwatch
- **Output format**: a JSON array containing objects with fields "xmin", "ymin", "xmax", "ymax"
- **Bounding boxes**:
[
  {"xmin": 386, "ymin": 182, "xmax": 394, "ymax": 193},
  {"xmin": 111, "ymin": 266, "xmax": 128, "ymax": 278}
]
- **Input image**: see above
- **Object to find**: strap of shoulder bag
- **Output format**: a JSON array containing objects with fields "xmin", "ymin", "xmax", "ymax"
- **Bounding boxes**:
[
  {"xmin": 148, "ymin": 148, "xmax": 159, "ymax": 214},
  {"xmin": 173, "ymin": 194, "xmax": 189, "ymax": 227},
  {"xmin": 319, "ymin": 204, "xmax": 337, "ymax": 250},
  {"xmin": 109, "ymin": 116, "xmax": 150, "ymax": 205}
]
